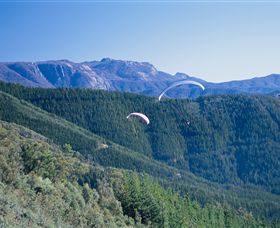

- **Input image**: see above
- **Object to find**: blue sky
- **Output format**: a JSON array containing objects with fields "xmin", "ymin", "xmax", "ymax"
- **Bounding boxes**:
[{"xmin": 0, "ymin": 1, "xmax": 279, "ymax": 82}]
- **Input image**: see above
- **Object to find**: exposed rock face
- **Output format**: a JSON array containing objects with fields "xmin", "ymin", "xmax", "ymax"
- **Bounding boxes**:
[{"xmin": 1, "ymin": 58, "xmax": 280, "ymax": 98}]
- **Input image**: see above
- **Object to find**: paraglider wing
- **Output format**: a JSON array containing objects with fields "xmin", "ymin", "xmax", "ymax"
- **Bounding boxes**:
[
  {"xmin": 126, "ymin": 112, "xmax": 150, "ymax": 125},
  {"xmin": 158, "ymin": 80, "xmax": 205, "ymax": 101}
]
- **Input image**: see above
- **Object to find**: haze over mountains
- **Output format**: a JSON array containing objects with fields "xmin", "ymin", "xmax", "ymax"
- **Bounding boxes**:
[{"xmin": 1, "ymin": 58, "xmax": 280, "ymax": 98}]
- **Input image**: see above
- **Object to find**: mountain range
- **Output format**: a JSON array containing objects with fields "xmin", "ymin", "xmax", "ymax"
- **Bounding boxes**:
[{"xmin": 1, "ymin": 58, "xmax": 280, "ymax": 98}]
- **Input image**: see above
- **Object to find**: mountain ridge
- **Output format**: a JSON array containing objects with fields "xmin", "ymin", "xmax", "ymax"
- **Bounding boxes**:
[{"xmin": 1, "ymin": 58, "xmax": 280, "ymax": 98}]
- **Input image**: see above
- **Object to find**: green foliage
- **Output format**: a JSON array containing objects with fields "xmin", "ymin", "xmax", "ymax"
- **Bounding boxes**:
[
  {"xmin": 0, "ymin": 118, "xmax": 277, "ymax": 227},
  {"xmin": 0, "ymin": 121, "xmax": 131, "ymax": 227},
  {"xmin": 115, "ymin": 173, "xmax": 267, "ymax": 227},
  {"xmin": 0, "ymin": 81, "xmax": 280, "ymax": 222},
  {"xmin": 0, "ymin": 82, "xmax": 278, "ymax": 194}
]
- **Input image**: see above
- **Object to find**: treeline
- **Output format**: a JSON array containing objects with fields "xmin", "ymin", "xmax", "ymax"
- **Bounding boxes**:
[{"xmin": 0, "ymin": 120, "xmax": 272, "ymax": 227}]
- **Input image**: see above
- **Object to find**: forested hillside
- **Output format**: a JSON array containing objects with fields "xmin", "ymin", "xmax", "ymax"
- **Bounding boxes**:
[
  {"xmin": 0, "ymin": 81, "xmax": 280, "ymax": 223},
  {"xmin": 0, "ymin": 81, "xmax": 279, "ymax": 194},
  {"xmin": 0, "ymin": 121, "xmax": 131, "ymax": 227},
  {"xmin": 0, "ymin": 121, "xmax": 267, "ymax": 227}
]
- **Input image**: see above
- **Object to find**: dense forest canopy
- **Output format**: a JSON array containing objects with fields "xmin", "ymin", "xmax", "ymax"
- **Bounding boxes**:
[
  {"xmin": 0, "ymin": 121, "xmax": 272, "ymax": 227},
  {"xmin": 0, "ymin": 81, "xmax": 279, "ymax": 193},
  {"xmin": 0, "ymin": 81, "xmax": 279, "ymax": 226}
]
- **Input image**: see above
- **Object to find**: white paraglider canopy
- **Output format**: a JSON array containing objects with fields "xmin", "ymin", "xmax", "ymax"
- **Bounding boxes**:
[
  {"xmin": 158, "ymin": 80, "xmax": 205, "ymax": 101},
  {"xmin": 126, "ymin": 112, "xmax": 150, "ymax": 125}
]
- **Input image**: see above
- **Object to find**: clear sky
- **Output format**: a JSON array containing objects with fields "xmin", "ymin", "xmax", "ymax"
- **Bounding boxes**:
[{"xmin": 0, "ymin": 1, "xmax": 279, "ymax": 82}]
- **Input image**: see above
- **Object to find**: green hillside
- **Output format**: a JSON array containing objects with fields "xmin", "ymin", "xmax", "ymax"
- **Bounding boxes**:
[
  {"xmin": 0, "ymin": 82, "xmax": 279, "ymax": 222},
  {"xmin": 0, "ymin": 120, "xmax": 272, "ymax": 227},
  {"xmin": 0, "ymin": 82, "xmax": 278, "ymax": 194},
  {"xmin": 0, "ymin": 120, "xmax": 131, "ymax": 227},
  {"xmin": 0, "ymin": 90, "xmax": 180, "ymax": 180}
]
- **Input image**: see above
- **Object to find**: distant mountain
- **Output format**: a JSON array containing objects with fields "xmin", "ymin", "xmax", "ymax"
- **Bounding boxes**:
[{"xmin": 0, "ymin": 58, "xmax": 280, "ymax": 98}]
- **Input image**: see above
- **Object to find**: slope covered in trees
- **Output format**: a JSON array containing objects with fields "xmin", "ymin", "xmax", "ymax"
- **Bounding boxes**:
[
  {"xmin": 0, "ymin": 81, "xmax": 278, "ymax": 194},
  {"xmin": 0, "ymin": 121, "xmax": 131, "ymax": 227},
  {"xmin": 0, "ymin": 121, "xmax": 272, "ymax": 227},
  {"xmin": 0, "ymin": 81, "xmax": 279, "ymax": 222}
]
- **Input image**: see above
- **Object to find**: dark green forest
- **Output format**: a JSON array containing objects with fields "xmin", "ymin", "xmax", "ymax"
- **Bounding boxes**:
[
  {"xmin": 0, "ymin": 82, "xmax": 279, "ymax": 193},
  {"xmin": 0, "ymin": 81, "xmax": 279, "ymax": 226},
  {"xmin": 0, "ymin": 121, "xmax": 271, "ymax": 227}
]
